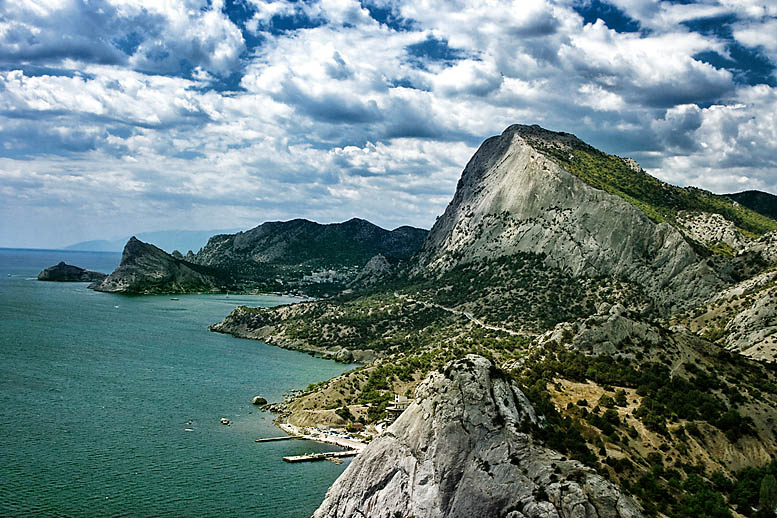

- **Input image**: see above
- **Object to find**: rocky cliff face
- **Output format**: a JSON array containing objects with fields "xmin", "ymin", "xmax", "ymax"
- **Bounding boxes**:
[
  {"xmin": 349, "ymin": 253, "xmax": 392, "ymax": 287},
  {"xmin": 677, "ymin": 211, "xmax": 747, "ymax": 250},
  {"xmin": 89, "ymin": 237, "xmax": 224, "ymax": 294},
  {"xmin": 415, "ymin": 125, "xmax": 722, "ymax": 312},
  {"xmin": 314, "ymin": 355, "xmax": 642, "ymax": 518},
  {"xmin": 37, "ymin": 262, "xmax": 107, "ymax": 282}
]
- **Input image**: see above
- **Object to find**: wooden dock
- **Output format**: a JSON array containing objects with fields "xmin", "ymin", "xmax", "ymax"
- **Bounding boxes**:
[
  {"xmin": 282, "ymin": 450, "xmax": 359, "ymax": 463},
  {"xmin": 255, "ymin": 436, "xmax": 301, "ymax": 443}
]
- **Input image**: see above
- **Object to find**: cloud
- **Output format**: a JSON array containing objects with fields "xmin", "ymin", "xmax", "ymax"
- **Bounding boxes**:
[
  {"xmin": 0, "ymin": 0, "xmax": 246, "ymax": 76},
  {"xmin": 1, "ymin": 0, "xmax": 777, "ymax": 247}
]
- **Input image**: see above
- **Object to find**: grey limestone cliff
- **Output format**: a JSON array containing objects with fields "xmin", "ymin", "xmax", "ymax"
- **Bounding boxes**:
[
  {"xmin": 314, "ymin": 355, "xmax": 642, "ymax": 518},
  {"xmin": 89, "ymin": 237, "xmax": 224, "ymax": 294},
  {"xmin": 415, "ymin": 125, "xmax": 722, "ymax": 313}
]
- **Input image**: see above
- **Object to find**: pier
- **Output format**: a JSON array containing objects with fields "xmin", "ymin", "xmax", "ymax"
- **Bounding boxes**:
[
  {"xmin": 255, "ymin": 436, "xmax": 302, "ymax": 443},
  {"xmin": 282, "ymin": 450, "xmax": 359, "ymax": 463}
]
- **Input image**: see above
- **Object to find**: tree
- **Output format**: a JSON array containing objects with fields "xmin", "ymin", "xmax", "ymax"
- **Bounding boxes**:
[{"xmin": 760, "ymin": 474, "xmax": 777, "ymax": 517}]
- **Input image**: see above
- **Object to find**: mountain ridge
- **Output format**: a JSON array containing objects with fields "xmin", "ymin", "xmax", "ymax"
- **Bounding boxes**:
[
  {"xmin": 90, "ymin": 219, "xmax": 428, "ymax": 295},
  {"xmin": 210, "ymin": 124, "xmax": 777, "ymax": 518}
]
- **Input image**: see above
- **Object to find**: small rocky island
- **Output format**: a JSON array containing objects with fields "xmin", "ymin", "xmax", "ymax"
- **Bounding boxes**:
[{"xmin": 37, "ymin": 262, "xmax": 107, "ymax": 282}]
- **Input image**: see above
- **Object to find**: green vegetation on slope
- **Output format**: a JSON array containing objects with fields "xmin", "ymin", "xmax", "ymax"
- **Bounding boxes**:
[
  {"xmin": 533, "ymin": 141, "xmax": 777, "ymax": 237},
  {"xmin": 728, "ymin": 191, "xmax": 777, "ymax": 222}
]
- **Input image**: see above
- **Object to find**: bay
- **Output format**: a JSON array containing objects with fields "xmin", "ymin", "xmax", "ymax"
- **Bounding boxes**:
[{"xmin": 0, "ymin": 248, "xmax": 352, "ymax": 517}]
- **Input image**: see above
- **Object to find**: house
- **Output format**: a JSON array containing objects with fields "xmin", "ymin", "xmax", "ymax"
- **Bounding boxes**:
[{"xmin": 385, "ymin": 395, "xmax": 411, "ymax": 423}]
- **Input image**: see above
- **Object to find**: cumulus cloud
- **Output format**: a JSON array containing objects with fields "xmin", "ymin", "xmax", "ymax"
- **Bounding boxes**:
[
  {"xmin": 1, "ymin": 0, "xmax": 777, "ymax": 247},
  {"xmin": 0, "ymin": 0, "xmax": 245, "ymax": 76}
]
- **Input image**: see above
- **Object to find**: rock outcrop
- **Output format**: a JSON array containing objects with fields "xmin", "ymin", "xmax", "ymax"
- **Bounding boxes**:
[
  {"xmin": 742, "ymin": 230, "xmax": 777, "ymax": 265},
  {"xmin": 37, "ymin": 262, "xmax": 107, "ymax": 282},
  {"xmin": 349, "ymin": 253, "xmax": 392, "ymax": 287},
  {"xmin": 677, "ymin": 211, "xmax": 747, "ymax": 251},
  {"xmin": 314, "ymin": 355, "xmax": 643, "ymax": 518},
  {"xmin": 538, "ymin": 304, "xmax": 663, "ymax": 358},
  {"xmin": 414, "ymin": 125, "xmax": 722, "ymax": 313},
  {"xmin": 89, "ymin": 237, "xmax": 224, "ymax": 294}
]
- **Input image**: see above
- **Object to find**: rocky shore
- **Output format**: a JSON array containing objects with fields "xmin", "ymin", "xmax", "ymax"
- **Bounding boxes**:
[{"xmin": 209, "ymin": 305, "xmax": 377, "ymax": 363}]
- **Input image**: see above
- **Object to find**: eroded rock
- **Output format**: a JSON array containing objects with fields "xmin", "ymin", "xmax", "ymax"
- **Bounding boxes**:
[{"xmin": 314, "ymin": 355, "xmax": 642, "ymax": 518}]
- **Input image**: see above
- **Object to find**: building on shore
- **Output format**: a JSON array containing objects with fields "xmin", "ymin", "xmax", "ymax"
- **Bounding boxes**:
[{"xmin": 385, "ymin": 395, "xmax": 411, "ymax": 423}]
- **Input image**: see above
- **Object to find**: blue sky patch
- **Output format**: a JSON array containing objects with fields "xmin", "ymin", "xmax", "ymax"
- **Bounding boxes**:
[
  {"xmin": 685, "ymin": 15, "xmax": 776, "ymax": 87},
  {"xmin": 573, "ymin": 0, "xmax": 640, "ymax": 33},
  {"xmin": 406, "ymin": 37, "xmax": 465, "ymax": 70}
]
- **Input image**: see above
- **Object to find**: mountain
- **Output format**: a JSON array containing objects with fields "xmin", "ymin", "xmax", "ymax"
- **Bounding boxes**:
[
  {"xmin": 91, "ymin": 220, "xmax": 428, "ymax": 295},
  {"xmin": 727, "ymin": 190, "xmax": 777, "ymax": 221},
  {"xmin": 37, "ymin": 262, "xmax": 107, "ymax": 282},
  {"xmin": 89, "ymin": 237, "xmax": 226, "ymax": 294},
  {"xmin": 65, "ymin": 229, "xmax": 242, "ymax": 254},
  {"xmin": 415, "ymin": 124, "xmax": 773, "ymax": 313},
  {"xmin": 63, "ymin": 239, "xmax": 119, "ymax": 252},
  {"xmin": 193, "ymin": 218, "xmax": 427, "ymax": 269},
  {"xmin": 314, "ymin": 355, "xmax": 643, "ymax": 518},
  {"xmin": 189, "ymin": 218, "xmax": 427, "ymax": 296},
  {"xmin": 213, "ymin": 124, "xmax": 777, "ymax": 517}
]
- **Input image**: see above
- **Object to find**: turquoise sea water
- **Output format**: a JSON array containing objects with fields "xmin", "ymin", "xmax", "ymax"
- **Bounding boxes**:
[{"xmin": 0, "ymin": 249, "xmax": 353, "ymax": 517}]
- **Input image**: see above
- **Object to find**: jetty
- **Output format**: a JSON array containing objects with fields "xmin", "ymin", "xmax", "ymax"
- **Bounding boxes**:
[
  {"xmin": 255, "ymin": 436, "xmax": 301, "ymax": 443},
  {"xmin": 282, "ymin": 450, "xmax": 359, "ymax": 463}
]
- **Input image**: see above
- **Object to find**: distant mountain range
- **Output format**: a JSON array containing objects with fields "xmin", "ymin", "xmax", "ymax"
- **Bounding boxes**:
[
  {"xmin": 89, "ymin": 219, "xmax": 429, "ymax": 296},
  {"xmin": 64, "ymin": 229, "xmax": 243, "ymax": 254}
]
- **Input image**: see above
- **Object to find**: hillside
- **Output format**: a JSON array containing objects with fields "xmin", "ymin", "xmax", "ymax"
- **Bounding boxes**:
[
  {"xmin": 728, "ymin": 191, "xmax": 777, "ymax": 222},
  {"xmin": 189, "ymin": 218, "xmax": 428, "ymax": 296},
  {"xmin": 193, "ymin": 218, "xmax": 426, "ymax": 268},
  {"xmin": 90, "ymin": 220, "xmax": 428, "ymax": 295},
  {"xmin": 212, "ymin": 125, "xmax": 777, "ymax": 518}
]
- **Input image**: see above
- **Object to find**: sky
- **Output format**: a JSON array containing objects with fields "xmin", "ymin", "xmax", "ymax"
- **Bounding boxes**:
[{"xmin": 1, "ymin": 0, "xmax": 777, "ymax": 248}]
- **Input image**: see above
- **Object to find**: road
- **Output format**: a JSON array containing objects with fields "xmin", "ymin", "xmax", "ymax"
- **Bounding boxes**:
[{"xmin": 394, "ymin": 292, "xmax": 521, "ymax": 336}]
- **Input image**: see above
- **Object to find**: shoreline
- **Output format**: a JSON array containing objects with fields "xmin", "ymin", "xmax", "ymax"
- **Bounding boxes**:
[{"xmin": 276, "ymin": 422, "xmax": 367, "ymax": 452}]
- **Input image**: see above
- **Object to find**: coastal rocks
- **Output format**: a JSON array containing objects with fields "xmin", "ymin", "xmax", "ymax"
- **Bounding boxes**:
[
  {"xmin": 210, "ymin": 305, "xmax": 377, "ymax": 363},
  {"xmin": 414, "ymin": 125, "xmax": 722, "ymax": 313},
  {"xmin": 89, "ymin": 237, "xmax": 224, "ymax": 294},
  {"xmin": 37, "ymin": 262, "xmax": 107, "ymax": 282},
  {"xmin": 334, "ymin": 348, "xmax": 354, "ymax": 363},
  {"xmin": 252, "ymin": 396, "xmax": 268, "ymax": 405},
  {"xmin": 313, "ymin": 355, "xmax": 643, "ymax": 518}
]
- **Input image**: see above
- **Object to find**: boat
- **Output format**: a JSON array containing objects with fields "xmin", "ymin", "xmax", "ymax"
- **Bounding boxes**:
[{"xmin": 170, "ymin": 298, "xmax": 179, "ymax": 301}]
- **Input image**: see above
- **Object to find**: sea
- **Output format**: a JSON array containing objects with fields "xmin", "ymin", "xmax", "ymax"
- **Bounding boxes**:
[{"xmin": 0, "ymin": 248, "xmax": 355, "ymax": 517}]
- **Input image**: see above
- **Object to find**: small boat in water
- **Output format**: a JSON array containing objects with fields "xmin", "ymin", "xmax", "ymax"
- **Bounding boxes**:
[{"xmin": 170, "ymin": 298, "xmax": 179, "ymax": 301}]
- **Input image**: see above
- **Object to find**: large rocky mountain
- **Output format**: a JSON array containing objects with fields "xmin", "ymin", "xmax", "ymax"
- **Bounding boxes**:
[
  {"xmin": 414, "ymin": 124, "xmax": 770, "ymax": 313},
  {"xmin": 315, "ymin": 355, "xmax": 643, "ymax": 518},
  {"xmin": 213, "ymin": 124, "xmax": 777, "ymax": 517},
  {"xmin": 90, "ymin": 219, "xmax": 428, "ymax": 295}
]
